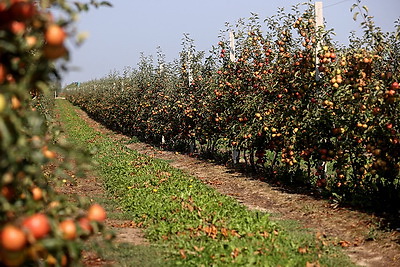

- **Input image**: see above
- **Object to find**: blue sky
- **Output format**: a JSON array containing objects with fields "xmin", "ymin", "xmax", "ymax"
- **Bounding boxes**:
[{"xmin": 62, "ymin": 0, "xmax": 400, "ymax": 86}]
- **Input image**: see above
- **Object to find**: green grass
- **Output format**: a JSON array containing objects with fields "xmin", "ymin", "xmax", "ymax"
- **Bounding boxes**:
[{"xmin": 56, "ymin": 99, "xmax": 356, "ymax": 266}]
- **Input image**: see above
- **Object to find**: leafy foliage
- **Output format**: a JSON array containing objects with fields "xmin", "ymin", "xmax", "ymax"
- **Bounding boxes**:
[
  {"xmin": 65, "ymin": 3, "xmax": 400, "ymax": 210},
  {"xmin": 0, "ymin": 0, "xmax": 111, "ymax": 266}
]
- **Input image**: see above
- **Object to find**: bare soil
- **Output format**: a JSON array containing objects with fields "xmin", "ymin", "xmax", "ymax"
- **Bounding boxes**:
[{"xmin": 69, "ymin": 108, "xmax": 400, "ymax": 267}]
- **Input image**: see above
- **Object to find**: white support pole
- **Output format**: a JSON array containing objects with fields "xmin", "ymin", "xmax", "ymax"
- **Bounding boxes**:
[
  {"xmin": 229, "ymin": 31, "xmax": 236, "ymax": 62},
  {"xmin": 315, "ymin": 1, "xmax": 327, "ymax": 176},
  {"xmin": 315, "ymin": 1, "xmax": 323, "ymax": 81},
  {"xmin": 159, "ymin": 63, "xmax": 164, "ymax": 74},
  {"xmin": 187, "ymin": 50, "xmax": 193, "ymax": 86},
  {"xmin": 229, "ymin": 31, "xmax": 239, "ymax": 163},
  {"xmin": 232, "ymin": 149, "xmax": 239, "ymax": 164}
]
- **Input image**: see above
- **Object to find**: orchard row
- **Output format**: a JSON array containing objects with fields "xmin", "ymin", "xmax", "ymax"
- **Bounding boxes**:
[{"xmin": 66, "ymin": 4, "xmax": 400, "ymax": 209}]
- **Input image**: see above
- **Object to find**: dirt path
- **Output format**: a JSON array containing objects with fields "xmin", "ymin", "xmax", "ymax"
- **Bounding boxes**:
[{"xmin": 74, "ymin": 108, "xmax": 400, "ymax": 267}]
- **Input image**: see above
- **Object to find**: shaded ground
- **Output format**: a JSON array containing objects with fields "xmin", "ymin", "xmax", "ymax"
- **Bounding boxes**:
[{"xmin": 70, "ymin": 108, "xmax": 400, "ymax": 267}]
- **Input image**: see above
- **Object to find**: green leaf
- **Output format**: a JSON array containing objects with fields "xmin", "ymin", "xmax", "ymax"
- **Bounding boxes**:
[
  {"xmin": 100, "ymin": 1, "xmax": 113, "ymax": 7},
  {"xmin": 353, "ymin": 12, "xmax": 359, "ymax": 21},
  {"xmin": 74, "ymin": 2, "xmax": 89, "ymax": 11},
  {"xmin": 40, "ymin": 238, "xmax": 63, "ymax": 250}
]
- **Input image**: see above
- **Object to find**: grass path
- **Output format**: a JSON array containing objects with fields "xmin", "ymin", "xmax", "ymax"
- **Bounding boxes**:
[{"xmin": 56, "ymin": 99, "xmax": 357, "ymax": 266}]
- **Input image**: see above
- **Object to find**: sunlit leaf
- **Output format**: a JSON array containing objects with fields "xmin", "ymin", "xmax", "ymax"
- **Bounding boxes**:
[{"xmin": 353, "ymin": 12, "xmax": 359, "ymax": 21}]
